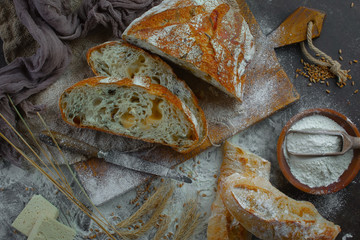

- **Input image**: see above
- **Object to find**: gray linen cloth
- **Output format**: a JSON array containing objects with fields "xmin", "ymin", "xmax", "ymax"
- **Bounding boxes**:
[{"xmin": 0, "ymin": 0, "xmax": 161, "ymax": 167}]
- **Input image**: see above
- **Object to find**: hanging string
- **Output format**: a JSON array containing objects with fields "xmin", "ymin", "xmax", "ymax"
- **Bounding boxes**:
[{"xmin": 300, "ymin": 21, "xmax": 350, "ymax": 87}]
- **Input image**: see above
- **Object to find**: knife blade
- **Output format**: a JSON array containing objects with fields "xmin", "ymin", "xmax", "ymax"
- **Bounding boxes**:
[
  {"xmin": 98, "ymin": 150, "xmax": 192, "ymax": 183},
  {"xmin": 39, "ymin": 131, "xmax": 192, "ymax": 184}
]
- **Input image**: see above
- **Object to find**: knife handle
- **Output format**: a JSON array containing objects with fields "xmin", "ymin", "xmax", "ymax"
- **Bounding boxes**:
[{"xmin": 39, "ymin": 130, "xmax": 99, "ymax": 158}]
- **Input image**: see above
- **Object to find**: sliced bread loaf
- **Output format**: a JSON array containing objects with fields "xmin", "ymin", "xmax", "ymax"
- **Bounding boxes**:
[
  {"xmin": 59, "ymin": 76, "xmax": 200, "ymax": 153},
  {"xmin": 122, "ymin": 0, "xmax": 255, "ymax": 102},
  {"xmin": 86, "ymin": 40, "xmax": 207, "ymax": 151}
]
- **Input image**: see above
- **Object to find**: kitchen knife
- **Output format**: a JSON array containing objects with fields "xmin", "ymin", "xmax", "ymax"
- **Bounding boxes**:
[{"xmin": 39, "ymin": 131, "xmax": 192, "ymax": 183}]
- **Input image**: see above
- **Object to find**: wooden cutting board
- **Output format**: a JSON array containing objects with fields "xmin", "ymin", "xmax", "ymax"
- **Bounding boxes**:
[{"xmin": 74, "ymin": 2, "xmax": 325, "ymax": 206}]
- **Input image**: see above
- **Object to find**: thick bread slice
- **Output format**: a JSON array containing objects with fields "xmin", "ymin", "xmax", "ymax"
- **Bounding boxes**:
[
  {"xmin": 86, "ymin": 40, "xmax": 207, "ymax": 152},
  {"xmin": 207, "ymin": 141, "xmax": 270, "ymax": 240},
  {"xmin": 218, "ymin": 143, "xmax": 341, "ymax": 240},
  {"xmin": 59, "ymin": 76, "xmax": 199, "ymax": 153},
  {"xmin": 122, "ymin": 0, "xmax": 255, "ymax": 102}
]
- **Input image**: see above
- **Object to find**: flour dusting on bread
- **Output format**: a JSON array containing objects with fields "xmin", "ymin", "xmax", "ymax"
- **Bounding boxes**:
[
  {"xmin": 218, "ymin": 142, "xmax": 341, "ymax": 240},
  {"xmin": 123, "ymin": 0, "xmax": 255, "ymax": 102}
]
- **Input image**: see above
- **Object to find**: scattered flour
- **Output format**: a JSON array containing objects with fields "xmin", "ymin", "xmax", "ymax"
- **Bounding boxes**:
[
  {"xmin": 285, "ymin": 115, "xmax": 353, "ymax": 188},
  {"xmin": 313, "ymin": 191, "xmax": 347, "ymax": 219},
  {"xmin": 342, "ymin": 233, "xmax": 354, "ymax": 239},
  {"xmin": 1, "ymin": 1, "xmax": 358, "ymax": 239}
]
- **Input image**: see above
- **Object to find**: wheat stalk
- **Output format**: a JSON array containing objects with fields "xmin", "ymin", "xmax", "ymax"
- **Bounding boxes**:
[
  {"xmin": 117, "ymin": 182, "xmax": 173, "ymax": 229},
  {"xmin": 7, "ymin": 96, "xmax": 71, "ymax": 189},
  {"xmin": 1, "ymin": 102, "xmax": 120, "ymax": 239},
  {"xmin": 1, "ymin": 97, "xmax": 177, "ymax": 239},
  {"xmin": 117, "ymin": 184, "xmax": 174, "ymax": 239},
  {"xmin": 152, "ymin": 215, "xmax": 170, "ymax": 240},
  {"xmin": 173, "ymin": 199, "xmax": 203, "ymax": 240}
]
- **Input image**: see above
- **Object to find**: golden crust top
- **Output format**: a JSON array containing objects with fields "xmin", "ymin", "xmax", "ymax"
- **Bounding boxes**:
[{"xmin": 124, "ymin": 0, "xmax": 255, "ymax": 101}]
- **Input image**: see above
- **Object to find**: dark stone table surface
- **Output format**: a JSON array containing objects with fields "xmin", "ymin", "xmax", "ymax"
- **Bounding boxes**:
[
  {"xmin": 0, "ymin": 1, "xmax": 359, "ymax": 239},
  {"xmin": 247, "ymin": 1, "xmax": 360, "ymax": 239}
]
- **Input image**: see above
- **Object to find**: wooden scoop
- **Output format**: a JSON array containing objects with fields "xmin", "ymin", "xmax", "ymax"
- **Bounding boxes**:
[{"xmin": 286, "ymin": 129, "xmax": 360, "ymax": 157}]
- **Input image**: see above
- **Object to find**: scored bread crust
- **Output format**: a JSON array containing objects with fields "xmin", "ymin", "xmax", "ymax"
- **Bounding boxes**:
[
  {"xmin": 59, "ymin": 76, "xmax": 200, "ymax": 153},
  {"xmin": 218, "ymin": 143, "xmax": 341, "ymax": 240},
  {"xmin": 221, "ymin": 174, "xmax": 341, "ymax": 240},
  {"xmin": 207, "ymin": 193, "xmax": 252, "ymax": 240},
  {"xmin": 86, "ymin": 40, "xmax": 207, "ymax": 152},
  {"xmin": 220, "ymin": 141, "xmax": 271, "ymax": 180},
  {"xmin": 207, "ymin": 141, "xmax": 270, "ymax": 240},
  {"xmin": 122, "ymin": 0, "xmax": 255, "ymax": 102}
]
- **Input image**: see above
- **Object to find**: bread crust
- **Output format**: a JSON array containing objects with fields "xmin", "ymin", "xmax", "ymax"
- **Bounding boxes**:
[
  {"xmin": 207, "ymin": 193, "xmax": 252, "ymax": 240},
  {"xmin": 86, "ymin": 40, "xmax": 208, "ymax": 152},
  {"xmin": 123, "ymin": 0, "xmax": 255, "ymax": 102},
  {"xmin": 218, "ymin": 142, "xmax": 341, "ymax": 240},
  {"xmin": 221, "ymin": 174, "xmax": 341, "ymax": 240},
  {"xmin": 207, "ymin": 141, "xmax": 270, "ymax": 240},
  {"xmin": 59, "ymin": 76, "xmax": 200, "ymax": 153}
]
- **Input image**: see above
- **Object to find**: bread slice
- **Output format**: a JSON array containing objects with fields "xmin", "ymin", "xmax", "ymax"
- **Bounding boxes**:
[
  {"xmin": 59, "ymin": 76, "xmax": 200, "ymax": 153},
  {"xmin": 122, "ymin": 0, "xmax": 255, "ymax": 102},
  {"xmin": 86, "ymin": 40, "xmax": 207, "ymax": 152},
  {"xmin": 207, "ymin": 141, "xmax": 270, "ymax": 240},
  {"xmin": 218, "ymin": 143, "xmax": 341, "ymax": 240}
]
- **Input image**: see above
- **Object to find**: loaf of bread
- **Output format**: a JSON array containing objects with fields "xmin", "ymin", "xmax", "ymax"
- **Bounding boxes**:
[
  {"xmin": 122, "ymin": 0, "xmax": 255, "ymax": 102},
  {"xmin": 59, "ymin": 76, "xmax": 201, "ymax": 153},
  {"xmin": 219, "ymin": 141, "xmax": 271, "ymax": 180},
  {"xmin": 86, "ymin": 40, "xmax": 207, "ymax": 152},
  {"xmin": 221, "ymin": 174, "xmax": 341, "ymax": 240},
  {"xmin": 207, "ymin": 193, "xmax": 252, "ymax": 240},
  {"xmin": 217, "ymin": 142, "xmax": 341, "ymax": 240},
  {"xmin": 207, "ymin": 141, "xmax": 270, "ymax": 240}
]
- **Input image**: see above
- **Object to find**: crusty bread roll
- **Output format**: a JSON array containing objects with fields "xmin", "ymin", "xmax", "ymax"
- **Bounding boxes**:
[
  {"xmin": 207, "ymin": 193, "xmax": 252, "ymax": 240},
  {"xmin": 86, "ymin": 40, "xmax": 207, "ymax": 152},
  {"xmin": 207, "ymin": 141, "xmax": 270, "ymax": 240},
  {"xmin": 122, "ymin": 0, "xmax": 255, "ymax": 102},
  {"xmin": 221, "ymin": 174, "xmax": 341, "ymax": 240},
  {"xmin": 217, "ymin": 142, "xmax": 341, "ymax": 240},
  {"xmin": 220, "ymin": 141, "xmax": 271, "ymax": 180},
  {"xmin": 59, "ymin": 76, "xmax": 200, "ymax": 153}
]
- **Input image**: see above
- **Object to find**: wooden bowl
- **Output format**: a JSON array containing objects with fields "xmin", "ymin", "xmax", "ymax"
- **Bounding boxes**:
[{"xmin": 277, "ymin": 108, "xmax": 360, "ymax": 194}]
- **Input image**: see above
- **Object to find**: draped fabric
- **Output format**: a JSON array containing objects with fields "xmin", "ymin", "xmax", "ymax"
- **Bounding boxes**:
[{"xmin": 0, "ymin": 0, "xmax": 161, "ymax": 167}]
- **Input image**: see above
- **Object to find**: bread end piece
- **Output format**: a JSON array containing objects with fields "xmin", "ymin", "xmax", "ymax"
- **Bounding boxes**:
[
  {"xmin": 207, "ymin": 193, "xmax": 252, "ymax": 240},
  {"xmin": 123, "ymin": 0, "xmax": 255, "ymax": 102},
  {"xmin": 208, "ymin": 141, "xmax": 271, "ymax": 240},
  {"xmin": 221, "ymin": 173, "xmax": 341, "ymax": 240}
]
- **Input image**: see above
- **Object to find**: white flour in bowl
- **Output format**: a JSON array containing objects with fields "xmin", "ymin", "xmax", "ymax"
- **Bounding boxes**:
[{"xmin": 285, "ymin": 114, "xmax": 353, "ymax": 188}]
